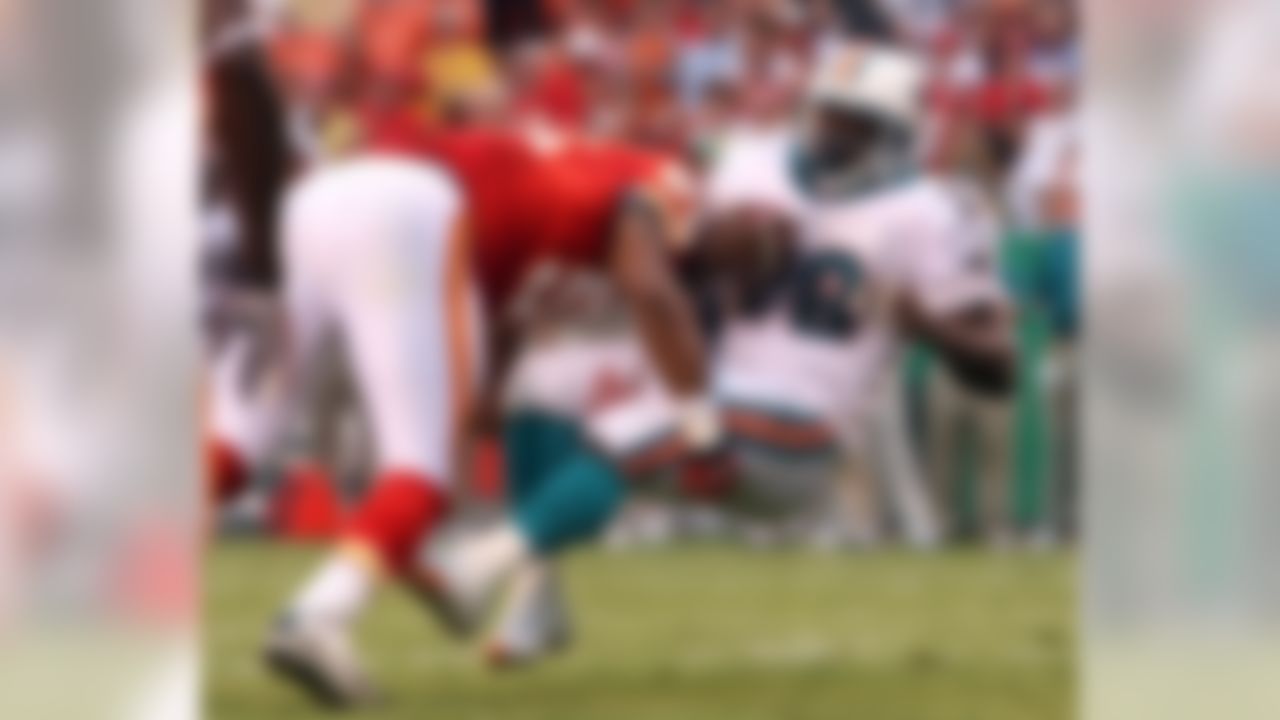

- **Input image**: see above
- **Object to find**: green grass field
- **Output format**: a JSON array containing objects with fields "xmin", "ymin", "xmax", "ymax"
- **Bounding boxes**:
[{"xmin": 208, "ymin": 541, "xmax": 1073, "ymax": 720}]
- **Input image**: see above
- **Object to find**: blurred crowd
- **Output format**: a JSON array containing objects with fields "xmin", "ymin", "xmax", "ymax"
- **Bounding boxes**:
[
  {"xmin": 220, "ymin": 0, "xmax": 1080, "ymax": 549},
  {"xmin": 264, "ymin": 0, "xmax": 1077, "ymax": 196}
]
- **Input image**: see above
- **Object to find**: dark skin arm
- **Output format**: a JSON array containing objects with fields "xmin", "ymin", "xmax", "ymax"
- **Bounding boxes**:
[
  {"xmin": 469, "ymin": 194, "xmax": 711, "ymax": 435},
  {"xmin": 898, "ymin": 293, "xmax": 1017, "ymax": 397},
  {"xmin": 610, "ymin": 195, "xmax": 734, "ymax": 497},
  {"xmin": 609, "ymin": 197, "xmax": 709, "ymax": 398},
  {"xmin": 467, "ymin": 315, "xmax": 519, "ymax": 436}
]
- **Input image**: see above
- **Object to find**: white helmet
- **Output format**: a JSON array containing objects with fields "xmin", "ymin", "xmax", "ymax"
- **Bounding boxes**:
[{"xmin": 806, "ymin": 42, "xmax": 928, "ymax": 133}]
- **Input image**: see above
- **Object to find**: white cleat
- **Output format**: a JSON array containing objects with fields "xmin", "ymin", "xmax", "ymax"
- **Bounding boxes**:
[
  {"xmin": 262, "ymin": 612, "xmax": 378, "ymax": 709},
  {"xmin": 403, "ymin": 562, "xmax": 492, "ymax": 639},
  {"xmin": 405, "ymin": 524, "xmax": 527, "ymax": 639},
  {"xmin": 483, "ymin": 559, "xmax": 572, "ymax": 670}
]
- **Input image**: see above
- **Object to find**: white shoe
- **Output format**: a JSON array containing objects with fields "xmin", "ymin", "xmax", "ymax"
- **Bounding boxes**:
[
  {"xmin": 483, "ymin": 560, "xmax": 572, "ymax": 670},
  {"xmin": 405, "ymin": 524, "xmax": 528, "ymax": 639},
  {"xmin": 262, "ymin": 611, "xmax": 377, "ymax": 708}
]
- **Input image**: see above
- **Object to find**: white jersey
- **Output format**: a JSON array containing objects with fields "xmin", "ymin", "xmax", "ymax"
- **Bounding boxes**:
[
  {"xmin": 504, "ymin": 128, "xmax": 1004, "ymax": 474},
  {"xmin": 706, "ymin": 127, "xmax": 1004, "ymax": 447}
]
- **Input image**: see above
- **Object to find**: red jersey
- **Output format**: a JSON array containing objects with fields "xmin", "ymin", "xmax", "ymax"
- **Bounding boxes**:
[{"xmin": 376, "ymin": 125, "xmax": 688, "ymax": 311}]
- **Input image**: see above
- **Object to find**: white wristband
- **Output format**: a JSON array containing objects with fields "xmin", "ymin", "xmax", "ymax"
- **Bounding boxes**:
[{"xmin": 675, "ymin": 395, "xmax": 723, "ymax": 452}]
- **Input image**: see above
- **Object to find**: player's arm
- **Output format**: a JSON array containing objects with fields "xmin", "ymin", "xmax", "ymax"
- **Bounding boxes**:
[
  {"xmin": 897, "ymin": 191, "xmax": 1017, "ymax": 397},
  {"xmin": 898, "ymin": 293, "xmax": 1016, "ymax": 397},
  {"xmin": 608, "ymin": 193, "xmax": 719, "ymax": 449},
  {"xmin": 468, "ymin": 314, "xmax": 521, "ymax": 436}
]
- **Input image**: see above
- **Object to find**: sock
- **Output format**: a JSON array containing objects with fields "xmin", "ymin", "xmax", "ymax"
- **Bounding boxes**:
[
  {"xmin": 503, "ymin": 411, "xmax": 583, "ymax": 506},
  {"xmin": 289, "ymin": 552, "xmax": 375, "ymax": 625},
  {"xmin": 515, "ymin": 449, "xmax": 626, "ymax": 555},
  {"xmin": 346, "ymin": 470, "xmax": 451, "ymax": 576}
]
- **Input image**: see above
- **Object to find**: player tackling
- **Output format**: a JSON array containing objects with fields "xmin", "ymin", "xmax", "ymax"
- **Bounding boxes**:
[
  {"xmin": 242, "ymin": 115, "xmax": 722, "ymax": 705},
  {"xmin": 426, "ymin": 41, "xmax": 1017, "ymax": 667}
]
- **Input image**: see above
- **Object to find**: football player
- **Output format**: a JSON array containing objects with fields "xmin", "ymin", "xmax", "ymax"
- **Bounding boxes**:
[
  {"xmin": 198, "ymin": 8, "xmax": 720, "ymax": 703},
  {"xmin": 252, "ymin": 112, "xmax": 720, "ymax": 705},
  {"xmin": 201, "ymin": 0, "xmax": 294, "ymax": 510},
  {"xmin": 437, "ymin": 41, "xmax": 1017, "ymax": 667}
]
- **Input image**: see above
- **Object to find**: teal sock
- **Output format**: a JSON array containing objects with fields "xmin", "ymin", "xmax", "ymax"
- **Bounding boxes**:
[
  {"xmin": 514, "ymin": 446, "xmax": 626, "ymax": 555},
  {"xmin": 503, "ymin": 411, "xmax": 583, "ymax": 506}
]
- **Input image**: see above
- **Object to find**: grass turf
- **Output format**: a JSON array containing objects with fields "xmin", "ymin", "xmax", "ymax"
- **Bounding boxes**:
[{"xmin": 208, "ymin": 541, "xmax": 1073, "ymax": 720}]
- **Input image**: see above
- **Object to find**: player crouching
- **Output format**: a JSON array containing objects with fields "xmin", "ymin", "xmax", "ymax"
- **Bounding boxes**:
[{"xmin": 417, "ymin": 40, "xmax": 1016, "ymax": 670}]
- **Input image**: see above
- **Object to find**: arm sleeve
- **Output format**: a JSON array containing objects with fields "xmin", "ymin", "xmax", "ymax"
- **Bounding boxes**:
[{"xmin": 907, "ymin": 183, "xmax": 1008, "ymax": 316}]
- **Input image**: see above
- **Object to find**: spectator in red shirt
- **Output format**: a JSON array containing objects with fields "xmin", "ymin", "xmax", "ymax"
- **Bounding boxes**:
[{"xmin": 969, "ymin": 29, "xmax": 1050, "ymax": 170}]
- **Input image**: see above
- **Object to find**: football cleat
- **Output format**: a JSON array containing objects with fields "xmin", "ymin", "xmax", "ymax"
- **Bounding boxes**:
[
  {"xmin": 404, "ymin": 527, "xmax": 523, "ymax": 639},
  {"xmin": 483, "ymin": 560, "xmax": 572, "ymax": 670},
  {"xmin": 262, "ymin": 612, "xmax": 378, "ymax": 709},
  {"xmin": 402, "ymin": 562, "xmax": 491, "ymax": 639}
]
